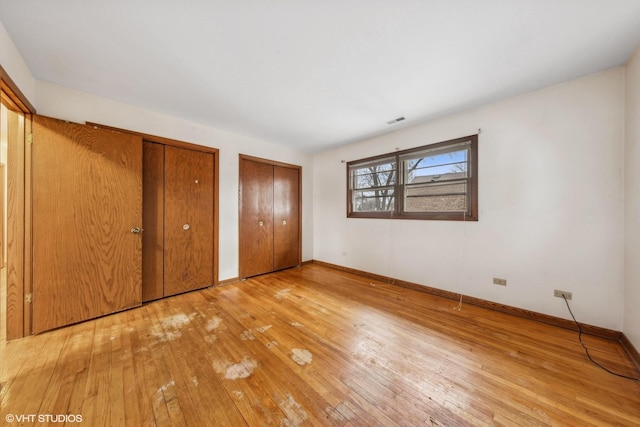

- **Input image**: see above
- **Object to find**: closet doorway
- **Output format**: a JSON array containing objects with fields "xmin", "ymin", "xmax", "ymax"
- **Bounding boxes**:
[
  {"xmin": 142, "ymin": 142, "xmax": 215, "ymax": 301},
  {"xmin": 239, "ymin": 155, "xmax": 301, "ymax": 278}
]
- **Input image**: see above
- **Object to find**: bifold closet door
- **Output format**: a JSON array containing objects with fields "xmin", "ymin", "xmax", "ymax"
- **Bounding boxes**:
[
  {"xmin": 142, "ymin": 142, "xmax": 164, "ymax": 302},
  {"xmin": 239, "ymin": 156, "xmax": 301, "ymax": 278},
  {"xmin": 273, "ymin": 165, "xmax": 300, "ymax": 270},
  {"xmin": 32, "ymin": 115, "xmax": 143, "ymax": 333},
  {"xmin": 239, "ymin": 159, "xmax": 274, "ymax": 278},
  {"xmin": 164, "ymin": 146, "xmax": 214, "ymax": 296}
]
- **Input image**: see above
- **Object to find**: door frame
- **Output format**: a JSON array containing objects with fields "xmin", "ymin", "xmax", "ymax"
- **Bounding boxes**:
[
  {"xmin": 238, "ymin": 154, "xmax": 302, "ymax": 278},
  {"xmin": 1, "ymin": 65, "xmax": 36, "ymax": 339}
]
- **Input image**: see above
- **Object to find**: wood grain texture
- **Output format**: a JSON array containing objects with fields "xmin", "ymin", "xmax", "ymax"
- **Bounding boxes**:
[
  {"xmin": 1, "ymin": 263, "xmax": 638, "ymax": 426},
  {"xmin": 273, "ymin": 165, "xmax": 301, "ymax": 271},
  {"xmin": 31, "ymin": 116, "xmax": 143, "ymax": 333},
  {"xmin": 2, "ymin": 67, "xmax": 35, "ymax": 339},
  {"xmin": 142, "ymin": 142, "xmax": 165, "ymax": 302},
  {"xmin": 312, "ymin": 260, "xmax": 622, "ymax": 341},
  {"xmin": 86, "ymin": 122, "xmax": 219, "ymax": 155},
  {"xmin": 239, "ymin": 157, "xmax": 274, "ymax": 278},
  {"xmin": 87, "ymin": 122, "xmax": 220, "ymax": 287},
  {"xmin": 5, "ymin": 106, "xmax": 25, "ymax": 340},
  {"xmin": 163, "ymin": 146, "xmax": 214, "ymax": 296},
  {"xmin": 239, "ymin": 156, "xmax": 302, "ymax": 278},
  {"xmin": 23, "ymin": 114, "xmax": 33, "ymax": 338}
]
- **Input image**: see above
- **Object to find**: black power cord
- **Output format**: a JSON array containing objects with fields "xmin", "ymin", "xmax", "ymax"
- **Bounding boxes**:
[{"xmin": 562, "ymin": 295, "xmax": 639, "ymax": 381}]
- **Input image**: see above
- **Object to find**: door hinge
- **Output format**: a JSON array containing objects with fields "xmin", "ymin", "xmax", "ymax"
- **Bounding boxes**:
[
  {"xmin": 25, "ymin": 293, "xmax": 33, "ymax": 303},
  {"xmin": 27, "ymin": 134, "xmax": 33, "ymax": 144}
]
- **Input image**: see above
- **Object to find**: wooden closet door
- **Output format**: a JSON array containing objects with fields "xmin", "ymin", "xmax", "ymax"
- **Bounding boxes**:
[
  {"xmin": 273, "ymin": 166, "xmax": 300, "ymax": 270},
  {"xmin": 164, "ymin": 146, "xmax": 214, "ymax": 296},
  {"xmin": 142, "ymin": 142, "xmax": 165, "ymax": 302},
  {"xmin": 239, "ymin": 158, "xmax": 274, "ymax": 278},
  {"xmin": 32, "ymin": 115, "xmax": 143, "ymax": 333}
]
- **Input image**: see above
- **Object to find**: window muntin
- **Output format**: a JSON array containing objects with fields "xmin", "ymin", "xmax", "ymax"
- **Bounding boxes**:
[{"xmin": 347, "ymin": 135, "xmax": 477, "ymax": 221}]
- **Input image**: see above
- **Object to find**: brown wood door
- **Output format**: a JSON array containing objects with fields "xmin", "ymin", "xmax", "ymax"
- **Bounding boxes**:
[
  {"xmin": 142, "ymin": 142, "xmax": 165, "ymax": 302},
  {"xmin": 164, "ymin": 146, "xmax": 214, "ymax": 296},
  {"xmin": 32, "ymin": 115, "xmax": 143, "ymax": 333},
  {"xmin": 239, "ymin": 158, "xmax": 274, "ymax": 278},
  {"xmin": 273, "ymin": 165, "xmax": 300, "ymax": 270}
]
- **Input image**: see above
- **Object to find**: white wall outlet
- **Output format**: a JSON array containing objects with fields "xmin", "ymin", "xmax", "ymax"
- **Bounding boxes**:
[{"xmin": 554, "ymin": 290, "xmax": 572, "ymax": 300}]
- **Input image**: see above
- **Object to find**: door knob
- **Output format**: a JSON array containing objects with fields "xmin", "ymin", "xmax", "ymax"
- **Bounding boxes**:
[
  {"xmin": 258, "ymin": 221, "xmax": 264, "ymax": 227},
  {"xmin": 183, "ymin": 224, "xmax": 190, "ymax": 230},
  {"xmin": 282, "ymin": 220, "xmax": 287, "ymax": 225},
  {"xmin": 131, "ymin": 227, "xmax": 142, "ymax": 234}
]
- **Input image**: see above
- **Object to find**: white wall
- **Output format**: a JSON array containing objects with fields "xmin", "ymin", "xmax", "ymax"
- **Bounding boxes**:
[
  {"xmin": 313, "ymin": 68, "xmax": 626, "ymax": 330},
  {"xmin": 0, "ymin": 19, "xmax": 35, "ymax": 105},
  {"xmin": 625, "ymin": 46, "xmax": 640, "ymax": 349},
  {"xmin": 35, "ymin": 81, "xmax": 314, "ymax": 281}
]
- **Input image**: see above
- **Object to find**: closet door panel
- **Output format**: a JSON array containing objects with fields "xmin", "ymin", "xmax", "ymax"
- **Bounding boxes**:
[
  {"xmin": 239, "ymin": 159, "xmax": 274, "ymax": 278},
  {"xmin": 164, "ymin": 146, "xmax": 214, "ymax": 296},
  {"xmin": 142, "ymin": 142, "xmax": 165, "ymax": 302},
  {"xmin": 32, "ymin": 115, "xmax": 143, "ymax": 333},
  {"xmin": 273, "ymin": 166, "xmax": 300, "ymax": 271}
]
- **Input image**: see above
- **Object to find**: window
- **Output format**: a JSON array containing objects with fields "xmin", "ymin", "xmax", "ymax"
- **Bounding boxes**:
[{"xmin": 347, "ymin": 135, "xmax": 478, "ymax": 221}]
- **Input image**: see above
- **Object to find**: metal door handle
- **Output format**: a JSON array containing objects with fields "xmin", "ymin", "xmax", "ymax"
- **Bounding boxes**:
[
  {"xmin": 183, "ymin": 224, "xmax": 190, "ymax": 230},
  {"xmin": 258, "ymin": 221, "xmax": 264, "ymax": 227},
  {"xmin": 131, "ymin": 227, "xmax": 142, "ymax": 234},
  {"xmin": 282, "ymin": 220, "xmax": 287, "ymax": 225}
]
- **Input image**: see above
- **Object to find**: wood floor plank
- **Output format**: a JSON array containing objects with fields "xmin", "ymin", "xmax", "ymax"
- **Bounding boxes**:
[
  {"xmin": 119, "ymin": 310, "xmax": 148, "ymax": 427},
  {"xmin": 1, "ymin": 328, "xmax": 71, "ymax": 420},
  {"xmin": 1, "ymin": 264, "xmax": 639, "ymax": 426},
  {"xmin": 223, "ymin": 277, "xmax": 476, "ymax": 426},
  {"xmin": 81, "ymin": 314, "xmax": 115, "ymax": 427},
  {"xmin": 0, "ymin": 331, "xmax": 54, "ymax": 405},
  {"xmin": 214, "ymin": 291, "xmax": 343, "ymax": 426},
  {"xmin": 146, "ymin": 296, "xmax": 248, "ymax": 426},
  {"xmin": 34, "ymin": 320, "xmax": 95, "ymax": 420},
  {"xmin": 215, "ymin": 282, "xmax": 385, "ymax": 425},
  {"xmin": 137, "ymin": 306, "xmax": 173, "ymax": 426}
]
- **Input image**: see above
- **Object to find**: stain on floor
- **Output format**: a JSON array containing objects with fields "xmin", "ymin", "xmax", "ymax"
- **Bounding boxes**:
[
  {"xmin": 240, "ymin": 330, "xmax": 256, "ymax": 340},
  {"xmin": 214, "ymin": 357, "xmax": 258, "ymax": 380},
  {"xmin": 274, "ymin": 288, "xmax": 292, "ymax": 299},
  {"xmin": 255, "ymin": 325, "xmax": 272, "ymax": 333},
  {"xmin": 205, "ymin": 316, "xmax": 223, "ymax": 331},
  {"xmin": 279, "ymin": 393, "xmax": 308, "ymax": 427},
  {"xmin": 150, "ymin": 313, "xmax": 193, "ymax": 342},
  {"xmin": 290, "ymin": 348, "xmax": 313, "ymax": 366}
]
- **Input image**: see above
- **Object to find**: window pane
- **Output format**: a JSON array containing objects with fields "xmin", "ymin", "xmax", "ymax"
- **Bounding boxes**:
[
  {"xmin": 404, "ymin": 147, "xmax": 468, "ymax": 185},
  {"xmin": 404, "ymin": 181, "xmax": 467, "ymax": 212},
  {"xmin": 353, "ymin": 167, "xmax": 396, "ymax": 189},
  {"xmin": 349, "ymin": 157, "xmax": 397, "ymax": 212},
  {"xmin": 352, "ymin": 189, "xmax": 395, "ymax": 212},
  {"xmin": 351, "ymin": 161, "xmax": 396, "ymax": 189},
  {"xmin": 402, "ymin": 143, "xmax": 469, "ymax": 213}
]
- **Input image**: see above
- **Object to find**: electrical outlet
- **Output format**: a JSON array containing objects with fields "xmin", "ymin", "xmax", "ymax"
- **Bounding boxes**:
[
  {"xmin": 493, "ymin": 277, "xmax": 507, "ymax": 286},
  {"xmin": 554, "ymin": 289, "xmax": 572, "ymax": 300}
]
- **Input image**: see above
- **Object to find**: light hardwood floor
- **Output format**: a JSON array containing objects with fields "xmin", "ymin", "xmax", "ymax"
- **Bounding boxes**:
[{"xmin": 1, "ymin": 264, "xmax": 639, "ymax": 426}]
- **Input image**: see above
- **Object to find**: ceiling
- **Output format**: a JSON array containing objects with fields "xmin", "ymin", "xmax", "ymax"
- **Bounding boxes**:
[{"xmin": 1, "ymin": 1, "xmax": 640, "ymax": 152}]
